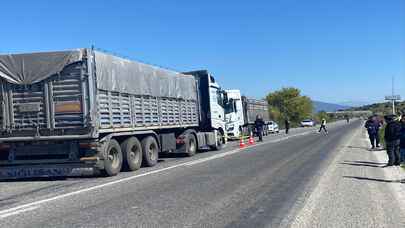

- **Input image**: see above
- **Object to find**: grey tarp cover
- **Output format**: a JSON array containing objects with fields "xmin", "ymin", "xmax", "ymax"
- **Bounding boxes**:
[
  {"xmin": 0, "ymin": 49, "xmax": 83, "ymax": 84},
  {"xmin": 94, "ymin": 51, "xmax": 197, "ymax": 100},
  {"xmin": 245, "ymin": 98, "xmax": 270, "ymax": 124}
]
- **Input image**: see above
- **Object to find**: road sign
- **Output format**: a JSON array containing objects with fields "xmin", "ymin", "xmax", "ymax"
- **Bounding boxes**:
[
  {"xmin": 385, "ymin": 95, "xmax": 401, "ymax": 101},
  {"xmin": 385, "ymin": 95, "xmax": 401, "ymax": 115}
]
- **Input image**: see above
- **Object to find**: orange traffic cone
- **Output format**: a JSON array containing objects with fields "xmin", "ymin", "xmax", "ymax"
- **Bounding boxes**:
[
  {"xmin": 248, "ymin": 132, "xmax": 255, "ymax": 145},
  {"xmin": 239, "ymin": 135, "xmax": 246, "ymax": 148}
]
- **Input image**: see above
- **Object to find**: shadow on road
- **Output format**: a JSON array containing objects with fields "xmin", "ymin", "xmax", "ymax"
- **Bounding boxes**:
[
  {"xmin": 341, "ymin": 162, "xmax": 382, "ymax": 168},
  {"xmin": 345, "ymin": 160, "xmax": 386, "ymax": 165},
  {"xmin": 347, "ymin": 145, "xmax": 369, "ymax": 150},
  {"xmin": 0, "ymin": 176, "xmax": 71, "ymax": 182},
  {"xmin": 346, "ymin": 146, "xmax": 385, "ymax": 152},
  {"xmin": 343, "ymin": 176, "xmax": 405, "ymax": 183},
  {"xmin": 341, "ymin": 160, "xmax": 385, "ymax": 168}
]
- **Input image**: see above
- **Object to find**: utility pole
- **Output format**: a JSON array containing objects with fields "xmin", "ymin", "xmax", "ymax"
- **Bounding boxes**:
[
  {"xmin": 385, "ymin": 76, "xmax": 400, "ymax": 115},
  {"xmin": 391, "ymin": 76, "xmax": 395, "ymax": 115}
]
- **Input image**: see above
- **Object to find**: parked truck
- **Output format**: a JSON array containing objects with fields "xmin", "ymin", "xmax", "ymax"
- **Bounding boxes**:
[
  {"xmin": 225, "ymin": 90, "xmax": 270, "ymax": 139},
  {"xmin": 0, "ymin": 48, "xmax": 227, "ymax": 179}
]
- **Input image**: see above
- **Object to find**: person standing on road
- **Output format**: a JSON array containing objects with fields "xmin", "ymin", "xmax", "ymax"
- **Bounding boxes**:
[
  {"xmin": 285, "ymin": 118, "xmax": 290, "ymax": 134},
  {"xmin": 399, "ymin": 115, "xmax": 405, "ymax": 164},
  {"xmin": 255, "ymin": 114, "xmax": 265, "ymax": 142},
  {"xmin": 318, "ymin": 118, "xmax": 328, "ymax": 134},
  {"xmin": 364, "ymin": 116, "xmax": 381, "ymax": 149},
  {"xmin": 375, "ymin": 116, "xmax": 383, "ymax": 147},
  {"xmin": 384, "ymin": 115, "xmax": 401, "ymax": 167}
]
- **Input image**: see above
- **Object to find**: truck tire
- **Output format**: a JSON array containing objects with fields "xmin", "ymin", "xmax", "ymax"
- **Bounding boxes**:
[
  {"xmin": 185, "ymin": 133, "xmax": 197, "ymax": 157},
  {"xmin": 212, "ymin": 131, "xmax": 224, "ymax": 151},
  {"xmin": 121, "ymin": 137, "xmax": 143, "ymax": 171},
  {"xmin": 103, "ymin": 139, "xmax": 123, "ymax": 176},
  {"xmin": 141, "ymin": 136, "xmax": 159, "ymax": 167}
]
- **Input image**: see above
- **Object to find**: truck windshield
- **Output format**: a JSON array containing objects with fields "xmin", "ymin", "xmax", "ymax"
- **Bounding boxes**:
[
  {"xmin": 224, "ymin": 99, "xmax": 236, "ymax": 114},
  {"xmin": 217, "ymin": 89, "xmax": 228, "ymax": 108}
]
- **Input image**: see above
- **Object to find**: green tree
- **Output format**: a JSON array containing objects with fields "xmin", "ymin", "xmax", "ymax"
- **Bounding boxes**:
[
  {"xmin": 266, "ymin": 87, "xmax": 313, "ymax": 126},
  {"xmin": 315, "ymin": 111, "xmax": 330, "ymax": 123},
  {"xmin": 269, "ymin": 106, "xmax": 282, "ymax": 123}
]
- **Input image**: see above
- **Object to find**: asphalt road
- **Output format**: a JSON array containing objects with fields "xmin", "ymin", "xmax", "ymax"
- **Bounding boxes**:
[
  {"xmin": 290, "ymin": 124, "xmax": 405, "ymax": 228},
  {"xmin": 0, "ymin": 120, "xmax": 360, "ymax": 228}
]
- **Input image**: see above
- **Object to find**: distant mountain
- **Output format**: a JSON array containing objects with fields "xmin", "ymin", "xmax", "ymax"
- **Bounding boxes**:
[
  {"xmin": 337, "ymin": 101, "xmax": 373, "ymax": 107},
  {"xmin": 313, "ymin": 101, "xmax": 351, "ymax": 113}
]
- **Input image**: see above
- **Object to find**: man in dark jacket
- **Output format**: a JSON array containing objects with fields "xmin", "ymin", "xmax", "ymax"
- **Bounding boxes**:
[
  {"xmin": 400, "ymin": 115, "xmax": 405, "ymax": 164},
  {"xmin": 364, "ymin": 116, "xmax": 381, "ymax": 149},
  {"xmin": 285, "ymin": 118, "xmax": 290, "ymax": 134},
  {"xmin": 255, "ymin": 115, "xmax": 265, "ymax": 142},
  {"xmin": 384, "ymin": 115, "xmax": 401, "ymax": 166}
]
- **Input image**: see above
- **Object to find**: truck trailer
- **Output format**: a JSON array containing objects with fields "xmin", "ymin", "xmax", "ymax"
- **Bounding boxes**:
[
  {"xmin": 225, "ymin": 90, "xmax": 270, "ymax": 139},
  {"xmin": 0, "ymin": 48, "xmax": 227, "ymax": 179}
]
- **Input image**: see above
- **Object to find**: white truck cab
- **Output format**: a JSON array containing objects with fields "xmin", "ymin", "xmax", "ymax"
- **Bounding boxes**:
[
  {"xmin": 184, "ymin": 70, "xmax": 228, "ymax": 146},
  {"xmin": 225, "ymin": 90, "xmax": 244, "ymax": 139},
  {"xmin": 209, "ymin": 76, "xmax": 227, "ymax": 133}
]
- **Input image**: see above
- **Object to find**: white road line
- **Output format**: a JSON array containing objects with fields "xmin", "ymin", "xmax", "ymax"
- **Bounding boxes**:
[
  {"xmin": 184, "ymin": 149, "xmax": 242, "ymax": 166},
  {"xmin": 0, "ymin": 206, "xmax": 39, "ymax": 219},
  {"xmin": 0, "ymin": 162, "xmax": 189, "ymax": 217},
  {"xmin": 0, "ymin": 129, "xmax": 315, "ymax": 219}
]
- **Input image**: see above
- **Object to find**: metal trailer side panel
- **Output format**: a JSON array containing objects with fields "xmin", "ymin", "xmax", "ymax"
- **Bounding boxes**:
[
  {"xmin": 95, "ymin": 91, "xmax": 199, "ymax": 132},
  {"xmin": 242, "ymin": 96, "xmax": 270, "ymax": 125},
  {"xmin": 91, "ymin": 50, "xmax": 199, "ymax": 133}
]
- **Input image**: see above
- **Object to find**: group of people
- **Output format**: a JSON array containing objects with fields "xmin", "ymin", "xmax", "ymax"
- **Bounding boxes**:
[
  {"xmin": 254, "ymin": 115, "xmax": 329, "ymax": 143},
  {"xmin": 285, "ymin": 118, "xmax": 328, "ymax": 134},
  {"xmin": 365, "ymin": 115, "xmax": 405, "ymax": 167}
]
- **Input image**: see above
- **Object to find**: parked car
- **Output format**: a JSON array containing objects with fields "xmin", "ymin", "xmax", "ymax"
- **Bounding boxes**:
[
  {"xmin": 301, "ymin": 119, "xmax": 315, "ymax": 127},
  {"xmin": 268, "ymin": 121, "xmax": 280, "ymax": 133}
]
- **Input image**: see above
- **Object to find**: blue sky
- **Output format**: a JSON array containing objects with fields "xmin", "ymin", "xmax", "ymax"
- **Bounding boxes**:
[{"xmin": 0, "ymin": 0, "xmax": 404, "ymax": 105}]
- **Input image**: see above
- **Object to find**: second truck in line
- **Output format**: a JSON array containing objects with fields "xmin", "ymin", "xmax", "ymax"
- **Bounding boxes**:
[{"xmin": 225, "ymin": 90, "xmax": 276, "ymax": 139}]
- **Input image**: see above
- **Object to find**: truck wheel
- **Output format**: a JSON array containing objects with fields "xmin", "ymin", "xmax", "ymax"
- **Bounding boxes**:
[
  {"xmin": 185, "ymin": 133, "xmax": 197, "ymax": 157},
  {"xmin": 141, "ymin": 136, "xmax": 159, "ymax": 167},
  {"xmin": 103, "ymin": 139, "xmax": 123, "ymax": 176},
  {"xmin": 121, "ymin": 137, "xmax": 143, "ymax": 171},
  {"xmin": 213, "ymin": 131, "xmax": 224, "ymax": 151}
]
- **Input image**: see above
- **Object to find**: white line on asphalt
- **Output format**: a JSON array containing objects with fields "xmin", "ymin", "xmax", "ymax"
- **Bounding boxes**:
[
  {"xmin": 184, "ymin": 149, "xmax": 242, "ymax": 166},
  {"xmin": 0, "ymin": 206, "xmax": 39, "ymax": 219},
  {"xmin": 0, "ymin": 130, "xmax": 315, "ymax": 219}
]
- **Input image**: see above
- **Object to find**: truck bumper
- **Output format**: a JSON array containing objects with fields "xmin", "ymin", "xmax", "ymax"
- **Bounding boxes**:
[{"xmin": 226, "ymin": 128, "xmax": 240, "ymax": 140}]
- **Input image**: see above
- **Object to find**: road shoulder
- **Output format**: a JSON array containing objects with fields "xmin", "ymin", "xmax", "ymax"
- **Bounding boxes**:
[{"xmin": 287, "ymin": 125, "xmax": 405, "ymax": 228}]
